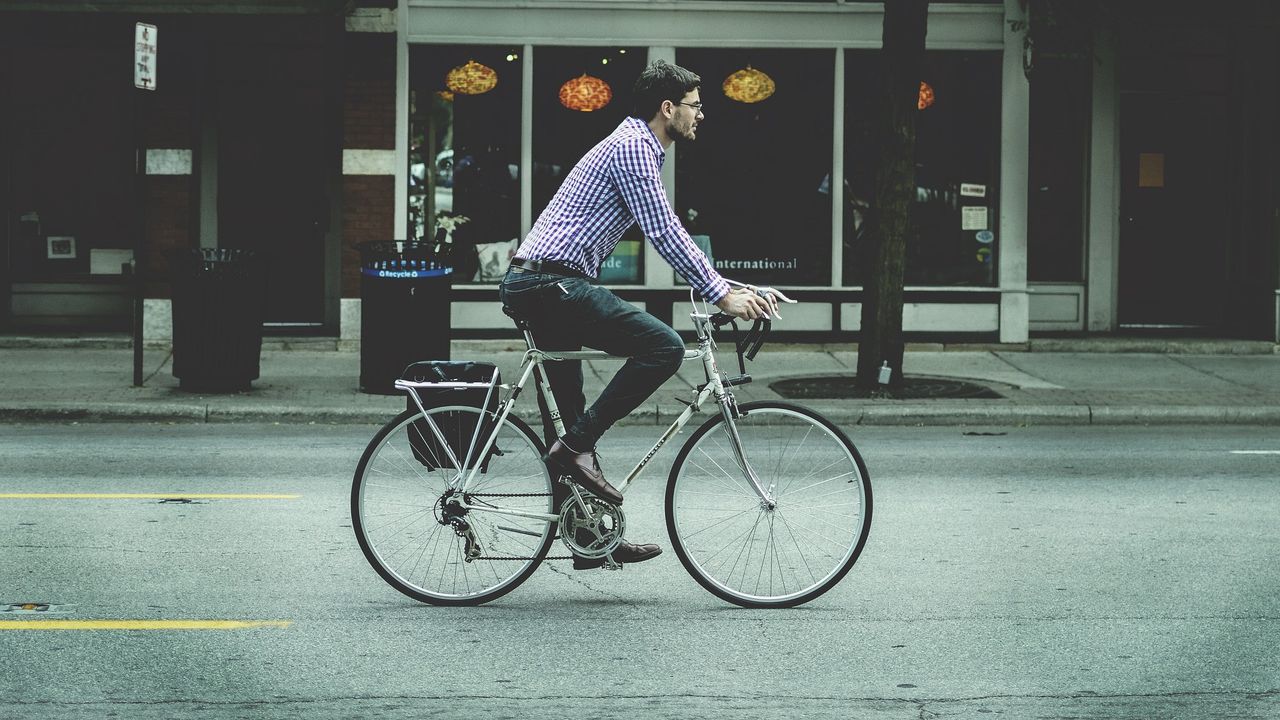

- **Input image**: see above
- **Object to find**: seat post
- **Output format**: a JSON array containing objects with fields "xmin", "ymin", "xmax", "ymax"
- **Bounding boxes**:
[{"xmin": 501, "ymin": 305, "xmax": 538, "ymax": 351}]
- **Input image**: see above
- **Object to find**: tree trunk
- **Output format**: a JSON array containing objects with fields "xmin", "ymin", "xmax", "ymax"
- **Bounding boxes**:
[{"xmin": 857, "ymin": 0, "xmax": 928, "ymax": 391}]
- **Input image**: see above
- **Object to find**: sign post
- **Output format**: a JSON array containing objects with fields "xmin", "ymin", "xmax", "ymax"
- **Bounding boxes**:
[
  {"xmin": 134, "ymin": 23, "xmax": 156, "ymax": 91},
  {"xmin": 132, "ymin": 23, "xmax": 156, "ymax": 386}
]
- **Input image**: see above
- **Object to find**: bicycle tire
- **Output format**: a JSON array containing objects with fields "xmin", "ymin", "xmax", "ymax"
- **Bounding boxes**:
[
  {"xmin": 352, "ymin": 407, "xmax": 555, "ymax": 606},
  {"xmin": 666, "ymin": 401, "xmax": 872, "ymax": 608}
]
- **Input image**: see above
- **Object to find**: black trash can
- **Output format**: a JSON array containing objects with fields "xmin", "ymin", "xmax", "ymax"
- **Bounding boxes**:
[
  {"xmin": 359, "ymin": 240, "xmax": 452, "ymax": 395},
  {"xmin": 171, "ymin": 248, "xmax": 266, "ymax": 393}
]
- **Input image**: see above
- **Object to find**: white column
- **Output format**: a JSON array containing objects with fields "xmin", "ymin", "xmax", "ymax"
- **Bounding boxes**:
[
  {"xmin": 998, "ymin": 0, "xmax": 1031, "ymax": 343},
  {"xmin": 646, "ymin": 47, "xmax": 677, "ymax": 289},
  {"xmin": 521, "ymin": 44, "xmax": 534, "ymax": 238},
  {"xmin": 1273, "ymin": 290, "xmax": 1280, "ymax": 343},
  {"xmin": 393, "ymin": 0, "xmax": 409, "ymax": 240},
  {"xmin": 1086, "ymin": 28, "xmax": 1121, "ymax": 332},
  {"xmin": 830, "ymin": 49, "xmax": 845, "ymax": 288}
]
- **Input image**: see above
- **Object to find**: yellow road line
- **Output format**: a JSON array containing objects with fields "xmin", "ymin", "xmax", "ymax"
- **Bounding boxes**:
[
  {"xmin": 0, "ymin": 493, "xmax": 300, "ymax": 499},
  {"xmin": 0, "ymin": 620, "xmax": 292, "ymax": 631}
]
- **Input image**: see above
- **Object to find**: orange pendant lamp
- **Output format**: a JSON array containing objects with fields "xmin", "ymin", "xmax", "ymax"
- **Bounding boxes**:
[
  {"xmin": 722, "ymin": 65, "xmax": 775, "ymax": 104},
  {"xmin": 446, "ymin": 60, "xmax": 498, "ymax": 95},
  {"xmin": 559, "ymin": 74, "xmax": 613, "ymax": 112},
  {"xmin": 918, "ymin": 81, "xmax": 935, "ymax": 110}
]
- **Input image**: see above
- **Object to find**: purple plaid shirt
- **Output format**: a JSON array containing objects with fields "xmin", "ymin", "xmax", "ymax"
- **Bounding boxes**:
[{"xmin": 516, "ymin": 117, "xmax": 731, "ymax": 303}]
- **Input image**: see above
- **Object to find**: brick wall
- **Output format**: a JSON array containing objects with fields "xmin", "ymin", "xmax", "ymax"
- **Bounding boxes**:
[
  {"xmin": 140, "ymin": 36, "xmax": 197, "ymax": 299},
  {"xmin": 344, "ymin": 33, "xmax": 397, "ymax": 150},
  {"xmin": 342, "ymin": 175, "xmax": 396, "ymax": 296},
  {"xmin": 342, "ymin": 31, "xmax": 398, "ymax": 298},
  {"xmin": 114, "ymin": 19, "xmax": 200, "ymax": 300},
  {"xmin": 143, "ymin": 176, "xmax": 193, "ymax": 298}
]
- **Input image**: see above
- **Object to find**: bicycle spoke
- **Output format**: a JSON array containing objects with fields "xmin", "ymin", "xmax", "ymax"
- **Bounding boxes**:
[
  {"xmin": 678, "ymin": 505, "xmax": 758, "ymax": 541},
  {"xmin": 775, "ymin": 424, "xmax": 816, "ymax": 496},
  {"xmin": 691, "ymin": 445, "xmax": 758, "ymax": 498}
]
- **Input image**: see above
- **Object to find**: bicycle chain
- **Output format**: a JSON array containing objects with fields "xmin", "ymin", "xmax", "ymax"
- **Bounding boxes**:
[
  {"xmin": 468, "ymin": 492, "xmax": 554, "ymax": 498},
  {"xmin": 465, "ymin": 491, "xmax": 569, "ymax": 560},
  {"xmin": 469, "ymin": 555, "xmax": 575, "ymax": 561}
]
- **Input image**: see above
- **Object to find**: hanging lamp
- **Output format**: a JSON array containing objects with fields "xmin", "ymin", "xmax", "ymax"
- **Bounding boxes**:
[
  {"xmin": 722, "ymin": 65, "xmax": 775, "ymax": 104},
  {"xmin": 918, "ymin": 81, "xmax": 935, "ymax": 110},
  {"xmin": 559, "ymin": 74, "xmax": 612, "ymax": 112},
  {"xmin": 446, "ymin": 60, "xmax": 498, "ymax": 95}
]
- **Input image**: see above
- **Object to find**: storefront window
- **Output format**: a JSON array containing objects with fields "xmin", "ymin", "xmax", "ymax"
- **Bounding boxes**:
[
  {"xmin": 843, "ymin": 51, "xmax": 1002, "ymax": 287},
  {"xmin": 6, "ymin": 42, "xmax": 134, "ymax": 284},
  {"xmin": 533, "ymin": 46, "xmax": 647, "ymax": 284},
  {"xmin": 410, "ymin": 45, "xmax": 522, "ymax": 284},
  {"xmin": 675, "ymin": 49, "xmax": 834, "ymax": 286},
  {"xmin": 1028, "ymin": 52, "xmax": 1090, "ymax": 282}
]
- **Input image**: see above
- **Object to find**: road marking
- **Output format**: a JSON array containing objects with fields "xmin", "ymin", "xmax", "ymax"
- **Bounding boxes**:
[
  {"xmin": 1230, "ymin": 451, "xmax": 1280, "ymax": 455},
  {"xmin": 0, "ymin": 620, "xmax": 292, "ymax": 631},
  {"xmin": 0, "ymin": 493, "xmax": 300, "ymax": 499}
]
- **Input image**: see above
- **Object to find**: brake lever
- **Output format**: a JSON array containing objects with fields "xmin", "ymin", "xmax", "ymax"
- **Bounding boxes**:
[
  {"xmin": 745, "ymin": 319, "xmax": 769, "ymax": 361},
  {"xmin": 753, "ymin": 286, "xmax": 798, "ymax": 305},
  {"xmin": 724, "ymin": 280, "xmax": 798, "ymax": 318},
  {"xmin": 710, "ymin": 312, "xmax": 739, "ymax": 330}
]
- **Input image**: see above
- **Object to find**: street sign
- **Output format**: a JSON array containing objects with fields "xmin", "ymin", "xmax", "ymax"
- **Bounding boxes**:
[{"xmin": 134, "ymin": 22, "xmax": 156, "ymax": 91}]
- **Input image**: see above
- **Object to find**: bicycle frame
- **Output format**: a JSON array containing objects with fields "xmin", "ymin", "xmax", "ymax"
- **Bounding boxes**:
[{"xmin": 392, "ymin": 311, "xmax": 775, "ymax": 527}]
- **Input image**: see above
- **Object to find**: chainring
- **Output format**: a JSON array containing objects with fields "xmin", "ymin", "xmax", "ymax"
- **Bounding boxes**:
[{"xmin": 558, "ymin": 496, "xmax": 625, "ymax": 559}]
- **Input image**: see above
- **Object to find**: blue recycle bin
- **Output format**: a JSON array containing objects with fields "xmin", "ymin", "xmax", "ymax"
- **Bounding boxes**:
[{"xmin": 358, "ymin": 241, "xmax": 453, "ymax": 394}]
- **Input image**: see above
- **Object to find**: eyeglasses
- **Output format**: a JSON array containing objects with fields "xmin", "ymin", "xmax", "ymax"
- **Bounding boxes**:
[{"xmin": 676, "ymin": 101, "xmax": 705, "ymax": 113}]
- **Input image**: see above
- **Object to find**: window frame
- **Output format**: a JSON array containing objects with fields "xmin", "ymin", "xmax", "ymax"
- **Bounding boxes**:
[{"xmin": 400, "ymin": 1, "xmax": 1008, "ymax": 291}]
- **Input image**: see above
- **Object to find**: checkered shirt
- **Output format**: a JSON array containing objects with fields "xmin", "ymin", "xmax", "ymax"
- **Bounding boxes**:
[{"xmin": 515, "ymin": 117, "xmax": 730, "ymax": 303}]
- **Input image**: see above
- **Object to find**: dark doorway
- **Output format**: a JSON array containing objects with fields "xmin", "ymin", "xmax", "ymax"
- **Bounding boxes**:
[
  {"xmin": 216, "ymin": 33, "xmax": 330, "ymax": 330},
  {"xmin": 1118, "ymin": 91, "xmax": 1229, "ymax": 331}
]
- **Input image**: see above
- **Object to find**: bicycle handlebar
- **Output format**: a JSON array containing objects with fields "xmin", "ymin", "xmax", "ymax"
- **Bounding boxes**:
[
  {"xmin": 709, "ymin": 312, "xmax": 770, "ymax": 374},
  {"xmin": 695, "ymin": 279, "xmax": 797, "ymax": 373}
]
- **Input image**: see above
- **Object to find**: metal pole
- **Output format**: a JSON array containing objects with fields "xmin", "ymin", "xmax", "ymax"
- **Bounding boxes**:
[
  {"xmin": 131, "ymin": 30, "xmax": 151, "ymax": 387},
  {"xmin": 133, "ymin": 94, "xmax": 145, "ymax": 387}
]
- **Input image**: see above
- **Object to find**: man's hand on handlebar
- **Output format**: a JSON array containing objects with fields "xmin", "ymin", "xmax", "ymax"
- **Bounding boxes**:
[{"xmin": 715, "ymin": 288, "xmax": 778, "ymax": 321}]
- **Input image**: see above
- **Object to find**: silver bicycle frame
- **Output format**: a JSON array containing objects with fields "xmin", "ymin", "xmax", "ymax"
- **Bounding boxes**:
[{"xmin": 391, "ymin": 311, "xmax": 777, "ymax": 525}]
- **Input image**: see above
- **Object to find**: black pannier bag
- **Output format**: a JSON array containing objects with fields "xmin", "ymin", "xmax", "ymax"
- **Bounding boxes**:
[{"xmin": 402, "ymin": 361, "xmax": 501, "ymax": 471}]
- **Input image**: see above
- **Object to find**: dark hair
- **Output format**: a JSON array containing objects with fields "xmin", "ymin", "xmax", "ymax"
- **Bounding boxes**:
[{"xmin": 631, "ymin": 60, "xmax": 701, "ymax": 119}]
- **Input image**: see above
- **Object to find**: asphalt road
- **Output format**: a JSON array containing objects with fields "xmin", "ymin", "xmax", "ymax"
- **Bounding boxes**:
[{"xmin": 1, "ymin": 423, "xmax": 1278, "ymax": 719}]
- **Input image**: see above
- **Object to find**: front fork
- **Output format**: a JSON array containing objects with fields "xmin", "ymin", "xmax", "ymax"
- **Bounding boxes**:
[{"xmin": 704, "ymin": 346, "xmax": 777, "ymax": 509}]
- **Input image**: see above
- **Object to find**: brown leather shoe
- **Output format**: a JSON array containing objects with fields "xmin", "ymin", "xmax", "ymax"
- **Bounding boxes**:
[
  {"xmin": 546, "ymin": 439, "xmax": 623, "ymax": 504},
  {"xmin": 572, "ymin": 542, "xmax": 663, "ymax": 570}
]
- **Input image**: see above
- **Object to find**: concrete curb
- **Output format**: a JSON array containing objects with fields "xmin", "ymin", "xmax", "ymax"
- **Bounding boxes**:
[
  {"xmin": 5, "ymin": 402, "xmax": 1280, "ymax": 426},
  {"xmin": 2, "ymin": 335, "xmax": 1276, "ymax": 354}
]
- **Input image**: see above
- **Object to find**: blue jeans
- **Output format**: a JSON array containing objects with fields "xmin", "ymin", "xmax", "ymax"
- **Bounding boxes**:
[{"xmin": 498, "ymin": 268, "xmax": 685, "ymax": 451}]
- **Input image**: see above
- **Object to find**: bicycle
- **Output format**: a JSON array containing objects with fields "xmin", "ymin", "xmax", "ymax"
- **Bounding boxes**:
[{"xmin": 351, "ymin": 281, "xmax": 872, "ymax": 608}]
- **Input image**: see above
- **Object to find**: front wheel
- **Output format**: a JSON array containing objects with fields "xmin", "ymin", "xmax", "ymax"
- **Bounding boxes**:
[{"xmin": 666, "ymin": 402, "xmax": 872, "ymax": 608}]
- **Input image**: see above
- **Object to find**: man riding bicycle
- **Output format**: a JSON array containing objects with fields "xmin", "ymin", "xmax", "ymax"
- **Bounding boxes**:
[{"xmin": 499, "ymin": 60, "xmax": 777, "ymax": 570}]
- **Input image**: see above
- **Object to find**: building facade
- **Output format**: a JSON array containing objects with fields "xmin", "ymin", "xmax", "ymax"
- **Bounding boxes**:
[{"xmin": 2, "ymin": 1, "xmax": 1278, "ymax": 343}]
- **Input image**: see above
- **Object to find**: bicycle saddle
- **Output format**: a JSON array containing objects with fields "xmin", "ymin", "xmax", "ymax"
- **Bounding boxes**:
[{"xmin": 501, "ymin": 304, "xmax": 531, "ymax": 331}]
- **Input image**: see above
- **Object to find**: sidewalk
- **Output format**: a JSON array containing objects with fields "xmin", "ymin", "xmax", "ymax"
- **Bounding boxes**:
[{"xmin": 0, "ymin": 337, "xmax": 1278, "ymax": 426}]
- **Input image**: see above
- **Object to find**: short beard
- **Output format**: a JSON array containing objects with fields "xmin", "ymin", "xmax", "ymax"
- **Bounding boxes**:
[{"xmin": 669, "ymin": 121, "xmax": 696, "ymax": 144}]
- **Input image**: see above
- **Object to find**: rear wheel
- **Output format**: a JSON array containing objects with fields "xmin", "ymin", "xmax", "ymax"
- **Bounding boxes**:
[
  {"xmin": 352, "ymin": 407, "xmax": 555, "ymax": 605},
  {"xmin": 666, "ymin": 402, "xmax": 872, "ymax": 608}
]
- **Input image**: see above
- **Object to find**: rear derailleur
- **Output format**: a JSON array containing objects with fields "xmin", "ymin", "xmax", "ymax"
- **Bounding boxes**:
[{"xmin": 436, "ymin": 489, "xmax": 482, "ymax": 562}]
